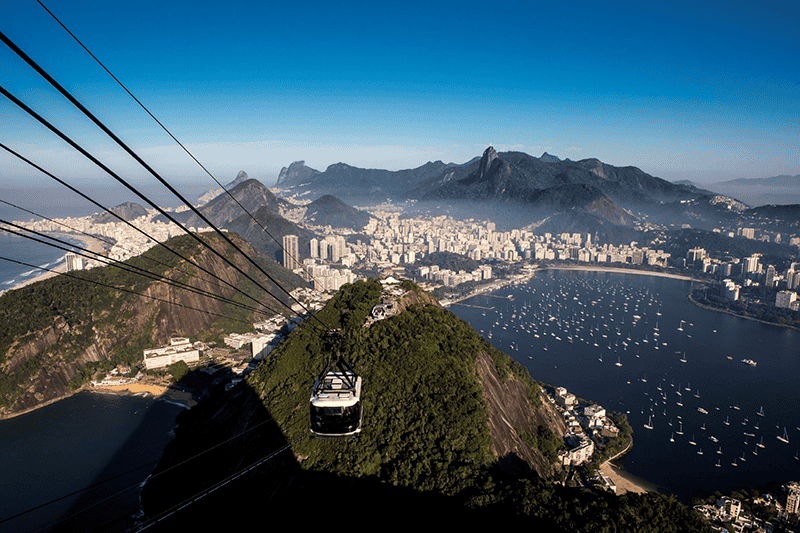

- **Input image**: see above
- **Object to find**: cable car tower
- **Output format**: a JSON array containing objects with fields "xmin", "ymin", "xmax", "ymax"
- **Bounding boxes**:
[{"xmin": 310, "ymin": 330, "xmax": 363, "ymax": 437}]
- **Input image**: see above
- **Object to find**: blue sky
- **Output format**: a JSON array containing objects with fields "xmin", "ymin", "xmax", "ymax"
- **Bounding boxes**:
[{"xmin": 1, "ymin": 0, "xmax": 799, "ymax": 214}]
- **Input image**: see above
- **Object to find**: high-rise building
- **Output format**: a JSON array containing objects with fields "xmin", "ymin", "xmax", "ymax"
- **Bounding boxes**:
[
  {"xmin": 64, "ymin": 252, "xmax": 83, "ymax": 272},
  {"xmin": 785, "ymin": 482, "xmax": 800, "ymax": 515},
  {"xmin": 282, "ymin": 235, "xmax": 299, "ymax": 270},
  {"xmin": 310, "ymin": 238, "xmax": 319, "ymax": 258}
]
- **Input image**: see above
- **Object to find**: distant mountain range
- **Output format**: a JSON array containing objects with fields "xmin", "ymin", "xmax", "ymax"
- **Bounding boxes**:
[
  {"xmin": 166, "ymin": 179, "xmax": 374, "ymax": 263},
  {"xmin": 711, "ymin": 174, "xmax": 800, "ymax": 188},
  {"xmin": 92, "ymin": 201, "xmax": 147, "ymax": 224},
  {"xmin": 273, "ymin": 146, "xmax": 753, "ymax": 238}
]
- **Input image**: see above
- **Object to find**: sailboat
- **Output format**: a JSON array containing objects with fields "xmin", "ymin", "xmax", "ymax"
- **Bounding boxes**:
[
  {"xmin": 697, "ymin": 448, "xmax": 703, "ymax": 455},
  {"xmin": 757, "ymin": 406, "xmax": 765, "ymax": 417},
  {"xmin": 676, "ymin": 421, "xmax": 684, "ymax": 435},
  {"xmin": 680, "ymin": 352, "xmax": 687, "ymax": 363},
  {"xmin": 678, "ymin": 320, "xmax": 684, "ymax": 331},
  {"xmin": 644, "ymin": 415, "xmax": 653, "ymax": 430},
  {"xmin": 756, "ymin": 437, "xmax": 765, "ymax": 449},
  {"xmin": 689, "ymin": 434, "xmax": 696, "ymax": 445},
  {"xmin": 615, "ymin": 356, "xmax": 622, "ymax": 367},
  {"xmin": 670, "ymin": 432, "xmax": 675, "ymax": 443},
  {"xmin": 778, "ymin": 427, "xmax": 790, "ymax": 444},
  {"xmin": 724, "ymin": 415, "xmax": 730, "ymax": 426}
]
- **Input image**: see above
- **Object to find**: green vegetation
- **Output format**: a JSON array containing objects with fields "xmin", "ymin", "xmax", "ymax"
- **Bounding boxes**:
[
  {"xmin": 142, "ymin": 279, "xmax": 710, "ymax": 530},
  {"xmin": 691, "ymin": 286, "xmax": 800, "ymax": 329},
  {"xmin": 520, "ymin": 426, "xmax": 562, "ymax": 464},
  {"xmin": 0, "ymin": 232, "xmax": 303, "ymax": 411},
  {"xmin": 168, "ymin": 360, "xmax": 189, "ymax": 382}
]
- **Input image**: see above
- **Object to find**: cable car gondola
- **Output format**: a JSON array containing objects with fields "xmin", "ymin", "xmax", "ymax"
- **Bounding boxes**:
[{"xmin": 310, "ymin": 331, "xmax": 363, "ymax": 437}]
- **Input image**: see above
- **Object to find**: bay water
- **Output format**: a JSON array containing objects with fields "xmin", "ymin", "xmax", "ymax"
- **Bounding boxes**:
[{"xmin": 450, "ymin": 268, "xmax": 800, "ymax": 499}]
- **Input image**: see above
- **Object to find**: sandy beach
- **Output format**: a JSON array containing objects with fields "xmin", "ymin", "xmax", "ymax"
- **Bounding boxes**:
[
  {"xmin": 4, "ymin": 232, "xmax": 107, "ymax": 292},
  {"xmin": 445, "ymin": 264, "xmax": 704, "ymax": 308},
  {"xmin": 600, "ymin": 462, "xmax": 660, "ymax": 495},
  {"xmin": 541, "ymin": 264, "xmax": 702, "ymax": 282},
  {"xmin": 92, "ymin": 382, "xmax": 197, "ymax": 407}
]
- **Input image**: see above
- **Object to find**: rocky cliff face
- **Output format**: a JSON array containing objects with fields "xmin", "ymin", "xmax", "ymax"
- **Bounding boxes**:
[
  {"xmin": 0, "ymin": 233, "xmax": 300, "ymax": 417},
  {"xmin": 276, "ymin": 161, "xmax": 320, "ymax": 186}
]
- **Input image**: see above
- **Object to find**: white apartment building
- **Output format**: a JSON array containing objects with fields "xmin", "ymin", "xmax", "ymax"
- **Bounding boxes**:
[{"xmin": 143, "ymin": 337, "xmax": 199, "ymax": 370}]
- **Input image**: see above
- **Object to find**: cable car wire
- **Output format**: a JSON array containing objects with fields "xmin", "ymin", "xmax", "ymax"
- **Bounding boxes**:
[
  {"xmin": 135, "ymin": 435, "xmax": 306, "ymax": 532},
  {"xmin": 0, "ymin": 80, "xmax": 319, "ymax": 334},
  {"xmin": 0, "ymin": 142, "xmax": 285, "ymax": 318},
  {"xmin": 0, "ymin": 30, "xmax": 331, "ymax": 333},
  {"xmin": 34, "ymin": 0, "xmax": 313, "ymax": 285},
  {"xmin": 0, "ymin": 197, "xmax": 281, "ymax": 310},
  {"xmin": 0, "ymin": 255, "xmax": 261, "ymax": 326},
  {"xmin": 1, "ymin": 413, "xmax": 281, "ymax": 531},
  {"xmin": 0, "ymin": 222, "xmax": 281, "ymax": 318}
]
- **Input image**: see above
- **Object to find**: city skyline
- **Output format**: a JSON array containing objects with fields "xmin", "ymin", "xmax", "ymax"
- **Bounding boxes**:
[{"xmin": 2, "ymin": 0, "xmax": 798, "ymax": 218}]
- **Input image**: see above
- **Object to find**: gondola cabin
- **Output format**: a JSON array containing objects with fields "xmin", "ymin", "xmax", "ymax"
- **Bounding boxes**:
[{"xmin": 310, "ymin": 370, "xmax": 363, "ymax": 437}]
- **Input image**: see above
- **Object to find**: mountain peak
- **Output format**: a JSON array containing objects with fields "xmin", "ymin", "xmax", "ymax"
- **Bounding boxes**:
[
  {"xmin": 539, "ymin": 152, "xmax": 561, "ymax": 163},
  {"xmin": 276, "ymin": 161, "xmax": 319, "ymax": 186},
  {"xmin": 479, "ymin": 146, "xmax": 499, "ymax": 180}
]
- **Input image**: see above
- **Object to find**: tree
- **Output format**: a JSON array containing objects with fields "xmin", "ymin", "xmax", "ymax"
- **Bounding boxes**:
[{"xmin": 168, "ymin": 360, "xmax": 189, "ymax": 383}]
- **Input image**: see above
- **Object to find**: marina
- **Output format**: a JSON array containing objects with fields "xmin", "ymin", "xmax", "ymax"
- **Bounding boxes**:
[{"xmin": 452, "ymin": 268, "xmax": 800, "ymax": 499}]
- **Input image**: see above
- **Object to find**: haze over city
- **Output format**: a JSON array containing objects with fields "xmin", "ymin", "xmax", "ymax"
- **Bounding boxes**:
[{"xmin": 2, "ymin": 0, "xmax": 799, "ymax": 217}]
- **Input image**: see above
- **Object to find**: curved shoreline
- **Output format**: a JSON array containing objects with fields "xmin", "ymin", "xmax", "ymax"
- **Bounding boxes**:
[
  {"xmin": 444, "ymin": 264, "xmax": 706, "ymax": 307},
  {"xmin": 1, "ymin": 232, "xmax": 107, "ymax": 294},
  {"xmin": 598, "ymin": 436, "xmax": 659, "ymax": 495},
  {"xmin": 687, "ymin": 292, "xmax": 800, "ymax": 332}
]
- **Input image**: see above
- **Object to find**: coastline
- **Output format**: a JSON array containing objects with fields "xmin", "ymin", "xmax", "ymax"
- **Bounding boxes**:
[
  {"xmin": 687, "ymin": 292, "xmax": 800, "ymax": 332},
  {"xmin": 600, "ymin": 461, "xmax": 660, "ymax": 495},
  {"xmin": 92, "ymin": 382, "xmax": 197, "ymax": 408},
  {"xmin": 1, "ymin": 232, "xmax": 107, "ymax": 293},
  {"xmin": 444, "ymin": 264, "xmax": 705, "ymax": 308}
]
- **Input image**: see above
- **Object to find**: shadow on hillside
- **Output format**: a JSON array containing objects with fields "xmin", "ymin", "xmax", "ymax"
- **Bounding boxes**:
[{"xmin": 52, "ymin": 368, "xmax": 551, "ymax": 531}]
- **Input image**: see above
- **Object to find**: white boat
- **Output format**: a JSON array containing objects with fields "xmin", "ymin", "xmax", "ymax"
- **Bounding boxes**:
[
  {"xmin": 644, "ymin": 415, "xmax": 653, "ymax": 430},
  {"xmin": 689, "ymin": 434, "xmax": 696, "ymax": 445},
  {"xmin": 756, "ymin": 437, "xmax": 765, "ymax": 449},
  {"xmin": 757, "ymin": 406, "xmax": 765, "ymax": 417},
  {"xmin": 778, "ymin": 427, "xmax": 790, "ymax": 444}
]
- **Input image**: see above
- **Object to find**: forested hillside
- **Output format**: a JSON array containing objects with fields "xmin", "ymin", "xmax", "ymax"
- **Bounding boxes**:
[{"xmin": 140, "ymin": 280, "xmax": 710, "ymax": 531}]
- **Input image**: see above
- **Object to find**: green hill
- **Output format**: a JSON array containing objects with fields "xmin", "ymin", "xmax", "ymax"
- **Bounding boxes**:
[
  {"xmin": 139, "ymin": 280, "xmax": 710, "ymax": 531},
  {"xmin": 0, "ymin": 232, "xmax": 303, "ymax": 415}
]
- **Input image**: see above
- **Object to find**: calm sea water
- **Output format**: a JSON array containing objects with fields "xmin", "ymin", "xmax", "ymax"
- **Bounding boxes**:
[
  {"xmin": 450, "ymin": 269, "xmax": 800, "ymax": 499},
  {"xmin": 0, "ymin": 392, "xmax": 184, "ymax": 532}
]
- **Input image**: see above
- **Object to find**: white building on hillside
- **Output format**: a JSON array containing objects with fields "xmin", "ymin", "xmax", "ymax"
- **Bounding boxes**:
[{"xmin": 143, "ymin": 337, "xmax": 199, "ymax": 370}]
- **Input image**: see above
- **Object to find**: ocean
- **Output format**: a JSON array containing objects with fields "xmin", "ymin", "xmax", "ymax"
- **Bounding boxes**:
[
  {"xmin": 450, "ymin": 268, "xmax": 800, "ymax": 499},
  {"xmin": 0, "ymin": 232, "xmax": 85, "ymax": 291}
]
